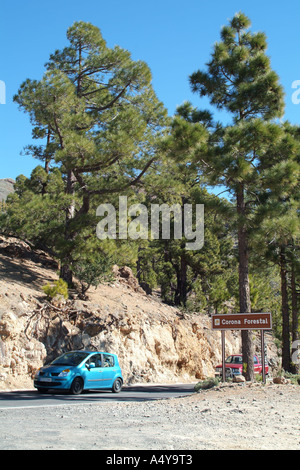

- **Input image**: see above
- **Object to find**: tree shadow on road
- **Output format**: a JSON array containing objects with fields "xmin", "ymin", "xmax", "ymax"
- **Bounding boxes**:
[{"xmin": 0, "ymin": 384, "xmax": 195, "ymax": 406}]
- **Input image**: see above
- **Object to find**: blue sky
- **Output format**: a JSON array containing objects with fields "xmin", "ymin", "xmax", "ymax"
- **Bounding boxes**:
[{"xmin": 1, "ymin": 0, "xmax": 300, "ymax": 179}]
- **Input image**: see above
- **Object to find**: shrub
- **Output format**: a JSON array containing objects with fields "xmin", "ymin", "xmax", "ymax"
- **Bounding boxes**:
[
  {"xmin": 194, "ymin": 377, "xmax": 220, "ymax": 392},
  {"xmin": 283, "ymin": 371, "xmax": 300, "ymax": 385},
  {"xmin": 72, "ymin": 254, "xmax": 114, "ymax": 297},
  {"xmin": 42, "ymin": 278, "xmax": 68, "ymax": 300}
]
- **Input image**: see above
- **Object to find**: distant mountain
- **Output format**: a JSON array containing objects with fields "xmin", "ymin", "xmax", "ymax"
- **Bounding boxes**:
[{"xmin": 0, "ymin": 178, "xmax": 15, "ymax": 201}]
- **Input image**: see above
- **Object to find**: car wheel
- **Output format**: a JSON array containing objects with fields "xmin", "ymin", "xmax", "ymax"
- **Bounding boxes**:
[
  {"xmin": 70, "ymin": 377, "xmax": 84, "ymax": 395},
  {"xmin": 112, "ymin": 378, "xmax": 122, "ymax": 393}
]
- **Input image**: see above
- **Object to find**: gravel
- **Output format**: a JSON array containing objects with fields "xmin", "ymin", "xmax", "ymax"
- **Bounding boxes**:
[{"xmin": 0, "ymin": 382, "xmax": 299, "ymax": 450}]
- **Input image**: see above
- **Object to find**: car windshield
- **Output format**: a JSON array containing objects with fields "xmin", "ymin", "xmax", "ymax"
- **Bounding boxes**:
[
  {"xmin": 226, "ymin": 355, "xmax": 242, "ymax": 364},
  {"xmin": 51, "ymin": 352, "xmax": 90, "ymax": 366}
]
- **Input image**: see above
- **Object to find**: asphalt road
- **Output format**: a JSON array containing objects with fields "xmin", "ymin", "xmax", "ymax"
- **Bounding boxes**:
[{"xmin": 0, "ymin": 383, "xmax": 196, "ymax": 409}]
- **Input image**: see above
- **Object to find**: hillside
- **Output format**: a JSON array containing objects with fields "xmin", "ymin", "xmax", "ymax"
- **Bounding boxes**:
[
  {"xmin": 0, "ymin": 178, "xmax": 15, "ymax": 202},
  {"xmin": 0, "ymin": 235, "xmax": 279, "ymax": 390}
]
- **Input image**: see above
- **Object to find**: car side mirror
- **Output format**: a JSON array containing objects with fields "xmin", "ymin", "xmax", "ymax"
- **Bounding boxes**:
[{"xmin": 86, "ymin": 362, "xmax": 95, "ymax": 370}]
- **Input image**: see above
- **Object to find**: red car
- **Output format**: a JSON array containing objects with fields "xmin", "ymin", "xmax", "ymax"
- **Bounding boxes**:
[{"xmin": 215, "ymin": 354, "xmax": 269, "ymax": 378}]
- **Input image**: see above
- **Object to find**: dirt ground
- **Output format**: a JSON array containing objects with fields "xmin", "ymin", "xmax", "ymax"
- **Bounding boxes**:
[{"xmin": 0, "ymin": 382, "xmax": 299, "ymax": 450}]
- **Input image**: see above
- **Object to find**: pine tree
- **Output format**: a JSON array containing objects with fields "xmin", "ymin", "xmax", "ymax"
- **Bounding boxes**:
[
  {"xmin": 189, "ymin": 12, "xmax": 285, "ymax": 380},
  {"xmin": 13, "ymin": 21, "xmax": 167, "ymax": 284},
  {"xmin": 251, "ymin": 122, "xmax": 300, "ymax": 372}
]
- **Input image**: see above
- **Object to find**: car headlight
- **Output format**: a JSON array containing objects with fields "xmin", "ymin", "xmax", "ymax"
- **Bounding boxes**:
[
  {"xmin": 35, "ymin": 368, "xmax": 41, "ymax": 377},
  {"xmin": 58, "ymin": 369, "xmax": 71, "ymax": 377}
]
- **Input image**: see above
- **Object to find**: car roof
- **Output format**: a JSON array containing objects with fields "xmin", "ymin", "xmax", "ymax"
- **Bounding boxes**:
[{"xmin": 70, "ymin": 350, "xmax": 117, "ymax": 356}]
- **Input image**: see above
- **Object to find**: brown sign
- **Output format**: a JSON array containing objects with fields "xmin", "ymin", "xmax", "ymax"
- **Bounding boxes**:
[{"xmin": 211, "ymin": 312, "xmax": 272, "ymax": 331}]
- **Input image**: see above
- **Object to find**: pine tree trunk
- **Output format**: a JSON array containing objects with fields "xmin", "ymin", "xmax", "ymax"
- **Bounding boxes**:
[
  {"xmin": 60, "ymin": 45, "xmax": 83, "ymax": 287},
  {"xmin": 291, "ymin": 263, "xmax": 298, "ymax": 373},
  {"xmin": 174, "ymin": 253, "xmax": 187, "ymax": 306},
  {"xmin": 60, "ymin": 263, "xmax": 73, "ymax": 286},
  {"xmin": 237, "ymin": 184, "xmax": 254, "ymax": 381},
  {"xmin": 280, "ymin": 246, "xmax": 291, "ymax": 372},
  {"xmin": 44, "ymin": 128, "xmax": 51, "ymax": 174},
  {"xmin": 60, "ymin": 169, "xmax": 76, "ymax": 286}
]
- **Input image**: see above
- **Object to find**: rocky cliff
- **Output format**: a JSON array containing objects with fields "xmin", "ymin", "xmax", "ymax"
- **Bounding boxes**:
[
  {"xmin": 0, "ymin": 235, "xmax": 278, "ymax": 390},
  {"xmin": 0, "ymin": 178, "xmax": 15, "ymax": 202}
]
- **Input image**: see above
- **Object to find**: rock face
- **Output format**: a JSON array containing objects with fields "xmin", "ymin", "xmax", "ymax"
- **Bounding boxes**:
[
  {"xmin": 0, "ymin": 236, "xmax": 278, "ymax": 389},
  {"xmin": 0, "ymin": 311, "xmax": 47, "ymax": 388},
  {"xmin": 0, "ymin": 178, "xmax": 15, "ymax": 202},
  {"xmin": 0, "ymin": 291, "xmax": 241, "ymax": 387}
]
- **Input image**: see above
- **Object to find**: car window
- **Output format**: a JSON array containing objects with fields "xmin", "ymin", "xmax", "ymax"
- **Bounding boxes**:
[
  {"xmin": 51, "ymin": 351, "xmax": 90, "ymax": 366},
  {"xmin": 233, "ymin": 356, "xmax": 242, "ymax": 364},
  {"xmin": 225, "ymin": 356, "xmax": 242, "ymax": 364},
  {"xmin": 87, "ymin": 354, "xmax": 102, "ymax": 368},
  {"xmin": 103, "ymin": 354, "xmax": 114, "ymax": 367},
  {"xmin": 254, "ymin": 356, "xmax": 258, "ymax": 364}
]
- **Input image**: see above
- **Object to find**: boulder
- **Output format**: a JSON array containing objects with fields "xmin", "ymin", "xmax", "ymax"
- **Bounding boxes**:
[
  {"xmin": 273, "ymin": 377, "xmax": 290, "ymax": 385},
  {"xmin": 233, "ymin": 374, "xmax": 246, "ymax": 383}
]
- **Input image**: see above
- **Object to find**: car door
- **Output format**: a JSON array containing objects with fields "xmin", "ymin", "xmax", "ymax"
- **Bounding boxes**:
[
  {"xmin": 253, "ymin": 356, "xmax": 260, "ymax": 374},
  {"xmin": 100, "ymin": 354, "xmax": 115, "ymax": 388},
  {"xmin": 85, "ymin": 353, "xmax": 106, "ymax": 389}
]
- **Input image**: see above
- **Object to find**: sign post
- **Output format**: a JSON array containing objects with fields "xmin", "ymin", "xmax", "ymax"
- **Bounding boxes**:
[
  {"xmin": 261, "ymin": 330, "xmax": 266, "ymax": 384},
  {"xmin": 221, "ymin": 330, "xmax": 225, "ymax": 383},
  {"xmin": 212, "ymin": 312, "xmax": 272, "ymax": 383}
]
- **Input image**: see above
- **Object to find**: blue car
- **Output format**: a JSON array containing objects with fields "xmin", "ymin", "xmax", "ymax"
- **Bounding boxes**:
[{"xmin": 34, "ymin": 350, "xmax": 123, "ymax": 395}]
